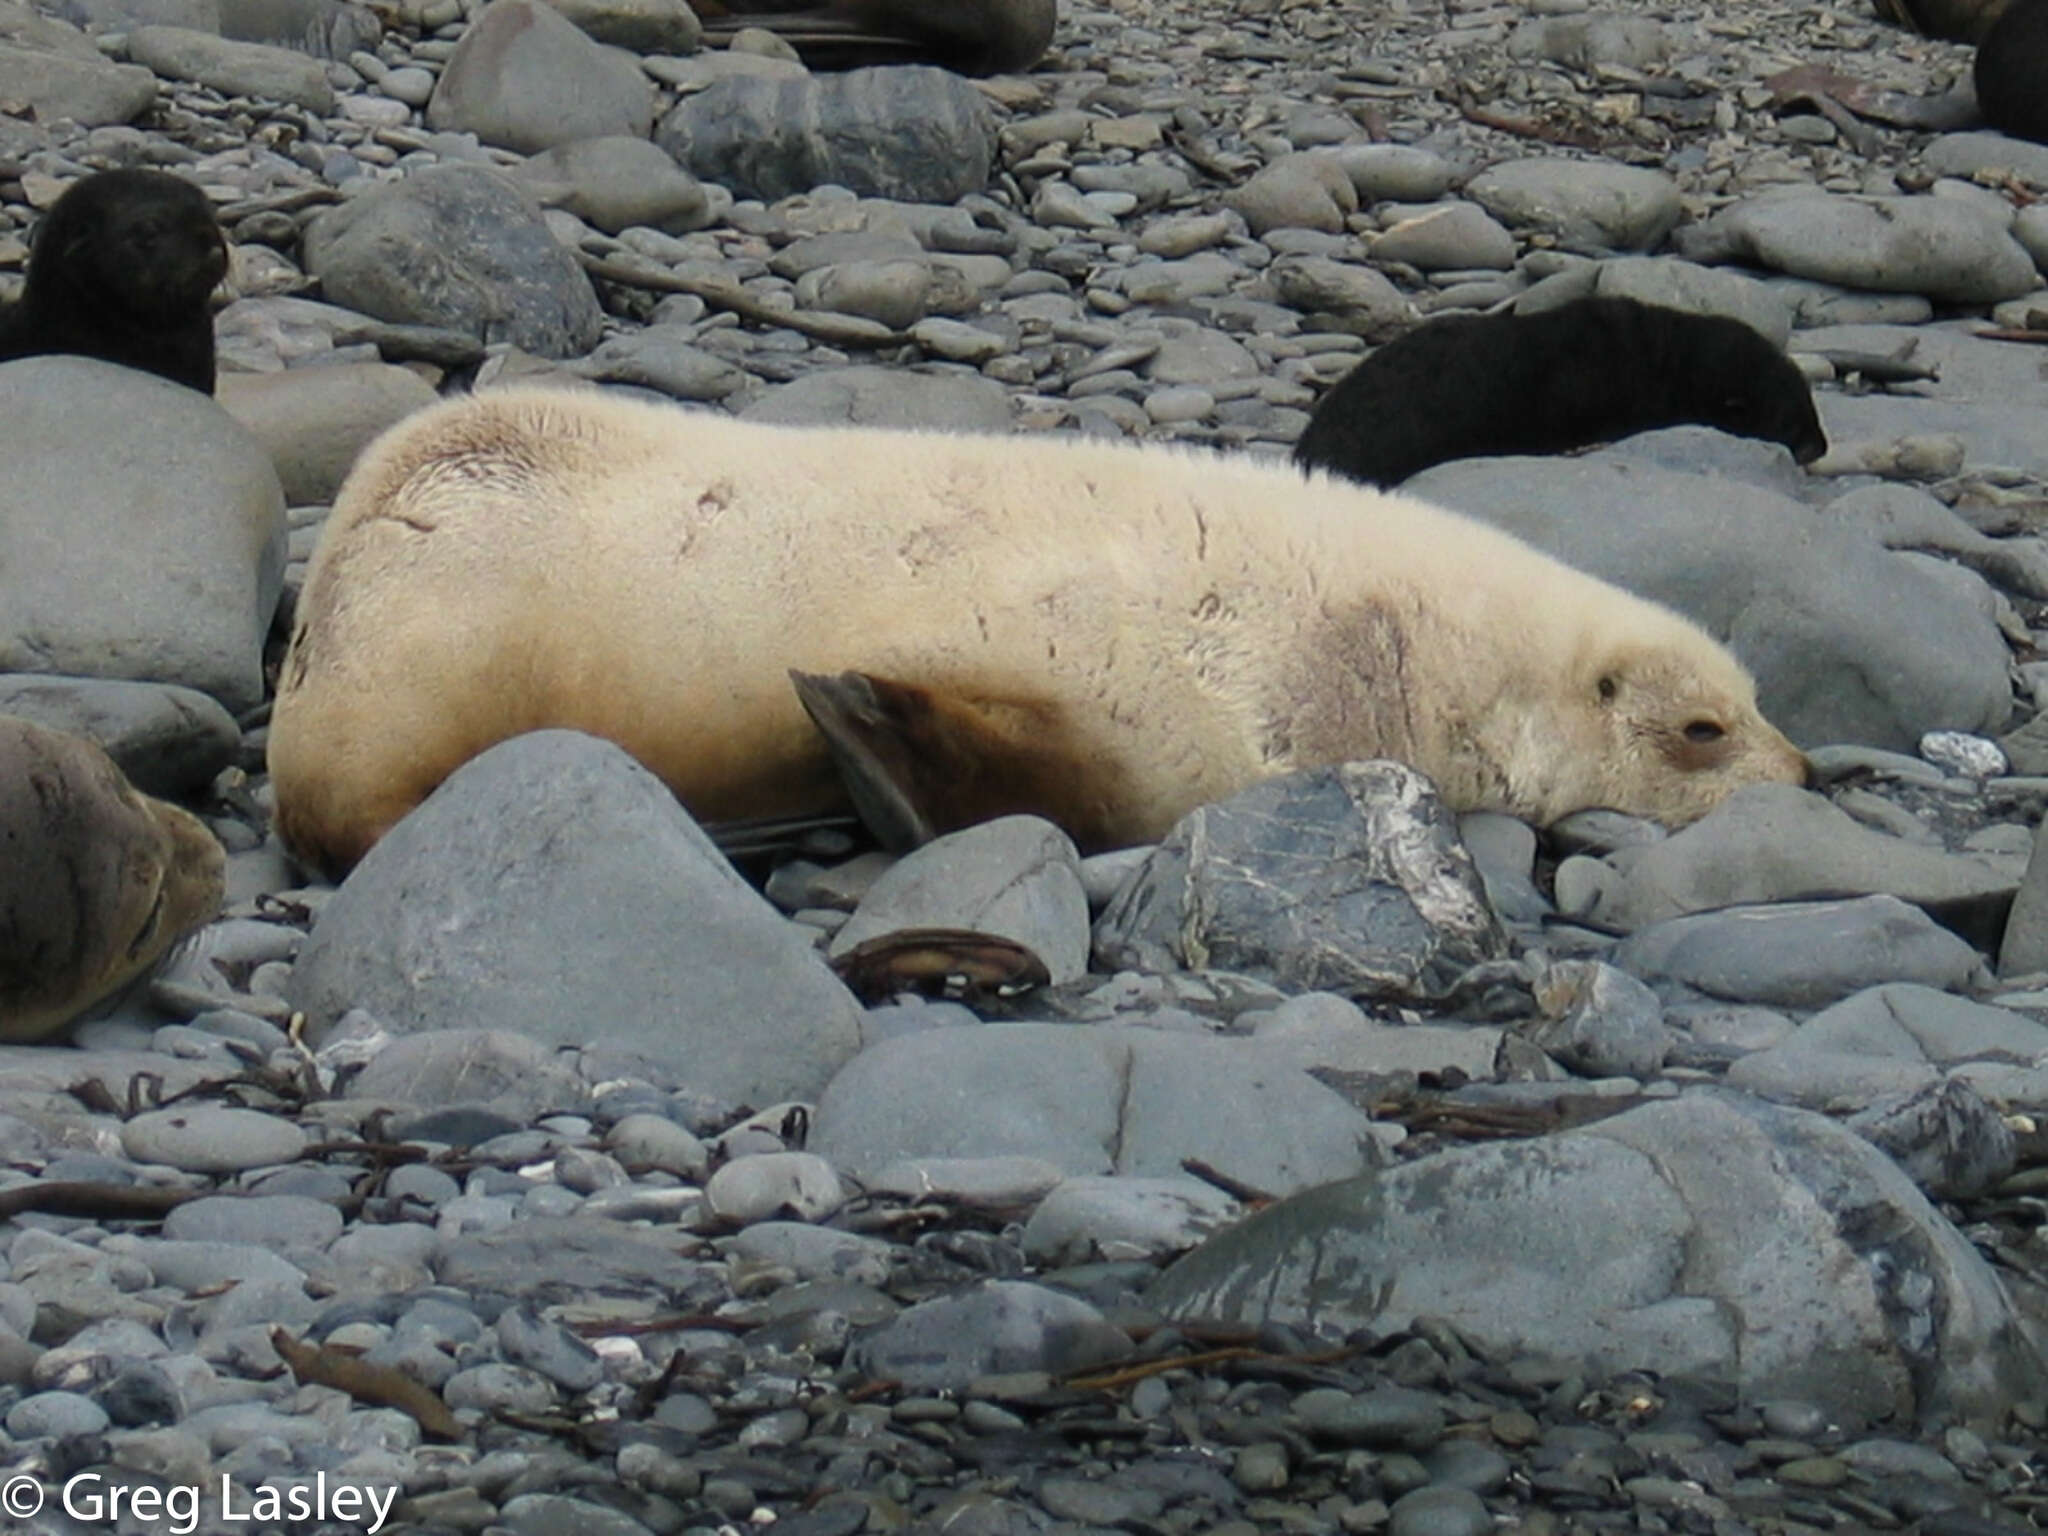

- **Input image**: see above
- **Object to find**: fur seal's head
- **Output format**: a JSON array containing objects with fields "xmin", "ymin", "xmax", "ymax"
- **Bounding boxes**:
[
  {"xmin": 28, "ymin": 169, "xmax": 229, "ymax": 324},
  {"xmin": 1, "ymin": 717, "xmax": 226, "ymax": 1043},
  {"xmin": 1673, "ymin": 311, "xmax": 1829, "ymax": 467},
  {"xmin": 1531, "ymin": 625, "xmax": 1812, "ymax": 828}
]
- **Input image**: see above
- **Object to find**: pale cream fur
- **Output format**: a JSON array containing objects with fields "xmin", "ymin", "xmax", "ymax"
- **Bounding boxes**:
[{"xmin": 269, "ymin": 387, "xmax": 1809, "ymax": 874}]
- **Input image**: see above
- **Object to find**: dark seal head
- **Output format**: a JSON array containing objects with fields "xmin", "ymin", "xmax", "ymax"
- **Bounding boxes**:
[
  {"xmin": 1, "ymin": 716, "xmax": 225, "ymax": 1042},
  {"xmin": 0, "ymin": 168, "xmax": 228, "ymax": 394},
  {"xmin": 1976, "ymin": 0, "xmax": 2048, "ymax": 143},
  {"xmin": 692, "ymin": 0, "xmax": 1055, "ymax": 74},
  {"xmin": 1292, "ymin": 295, "xmax": 1828, "ymax": 489}
]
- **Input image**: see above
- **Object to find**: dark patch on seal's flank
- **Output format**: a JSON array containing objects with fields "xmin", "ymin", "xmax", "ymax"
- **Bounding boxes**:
[
  {"xmin": 1976, "ymin": 0, "xmax": 2048, "ymax": 144},
  {"xmin": 0, "ymin": 168, "xmax": 228, "ymax": 394},
  {"xmin": 1291, "ymin": 295, "xmax": 1829, "ymax": 489}
]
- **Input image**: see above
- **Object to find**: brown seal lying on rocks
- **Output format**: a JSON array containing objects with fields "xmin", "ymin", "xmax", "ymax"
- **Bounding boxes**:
[
  {"xmin": 0, "ymin": 169, "xmax": 227, "ymax": 395},
  {"xmin": 1291, "ymin": 297, "xmax": 1829, "ymax": 489},
  {"xmin": 1975, "ymin": 0, "xmax": 2048, "ymax": 142},
  {"xmin": 268, "ymin": 388, "xmax": 1811, "ymax": 877},
  {"xmin": 689, "ymin": 0, "xmax": 1056, "ymax": 74},
  {"xmin": 1, "ymin": 716, "xmax": 225, "ymax": 1042}
]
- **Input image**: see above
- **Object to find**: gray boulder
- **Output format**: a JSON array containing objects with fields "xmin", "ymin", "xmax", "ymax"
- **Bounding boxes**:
[
  {"xmin": 1608, "ymin": 894, "xmax": 1990, "ymax": 1010},
  {"xmin": 513, "ymin": 136, "xmax": 709, "ymax": 235},
  {"xmin": 1681, "ymin": 192, "xmax": 2039, "ymax": 305},
  {"xmin": 426, "ymin": 0, "xmax": 652, "ymax": 153},
  {"xmin": 810, "ymin": 1021, "xmax": 1377, "ymax": 1198},
  {"xmin": 215, "ymin": 363, "xmax": 438, "ymax": 505},
  {"xmin": 1094, "ymin": 762, "xmax": 1507, "ymax": 1006},
  {"xmin": 1406, "ymin": 453, "xmax": 2012, "ymax": 751},
  {"xmin": 1463, "ymin": 158, "xmax": 1681, "ymax": 252},
  {"xmin": 126, "ymin": 23, "xmax": 335, "ymax": 110},
  {"xmin": 0, "ymin": 359, "xmax": 285, "ymax": 714},
  {"xmin": 302, "ymin": 164, "xmax": 605, "ymax": 358},
  {"xmin": 657, "ymin": 65, "xmax": 996, "ymax": 204},
  {"xmin": 1149, "ymin": 1091, "xmax": 2042, "ymax": 1429},
  {"xmin": 287, "ymin": 731, "xmax": 866, "ymax": 1106},
  {"xmin": 0, "ymin": 5, "xmax": 157, "ymax": 123}
]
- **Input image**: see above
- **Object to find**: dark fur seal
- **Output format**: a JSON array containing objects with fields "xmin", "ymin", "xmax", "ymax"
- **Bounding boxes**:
[
  {"xmin": 1291, "ymin": 296, "xmax": 1829, "ymax": 489},
  {"xmin": 691, "ymin": 0, "xmax": 1055, "ymax": 74},
  {"xmin": 1976, "ymin": 0, "xmax": 2048, "ymax": 143},
  {"xmin": 1, "ymin": 716, "xmax": 225, "ymax": 1042},
  {"xmin": 0, "ymin": 169, "xmax": 228, "ymax": 394}
]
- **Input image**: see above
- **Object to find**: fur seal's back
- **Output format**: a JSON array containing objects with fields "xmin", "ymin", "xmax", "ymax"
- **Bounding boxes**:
[
  {"xmin": 1292, "ymin": 296, "xmax": 1828, "ymax": 488},
  {"xmin": 1, "ymin": 716, "xmax": 225, "ymax": 1041},
  {"xmin": 270, "ymin": 389, "xmax": 1810, "ymax": 877},
  {"xmin": 0, "ymin": 169, "xmax": 227, "ymax": 394},
  {"xmin": 1976, "ymin": 0, "xmax": 2048, "ymax": 143}
]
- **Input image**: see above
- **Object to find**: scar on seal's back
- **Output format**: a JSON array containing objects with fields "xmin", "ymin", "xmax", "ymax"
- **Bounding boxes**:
[{"xmin": 267, "ymin": 388, "xmax": 1813, "ymax": 877}]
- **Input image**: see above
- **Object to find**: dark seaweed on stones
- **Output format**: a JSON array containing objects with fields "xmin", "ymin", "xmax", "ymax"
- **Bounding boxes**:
[
  {"xmin": 1290, "ymin": 295, "xmax": 1830, "ymax": 489},
  {"xmin": 0, "ymin": 169, "xmax": 228, "ymax": 394},
  {"xmin": 1975, "ymin": 0, "xmax": 2048, "ymax": 144}
]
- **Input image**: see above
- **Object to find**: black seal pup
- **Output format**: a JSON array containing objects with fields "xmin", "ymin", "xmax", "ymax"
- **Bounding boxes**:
[
  {"xmin": 0, "ymin": 169, "xmax": 229, "ymax": 394},
  {"xmin": 1292, "ymin": 296, "xmax": 1829, "ymax": 489},
  {"xmin": 689, "ymin": 0, "xmax": 1055, "ymax": 74},
  {"xmin": 1976, "ymin": 0, "xmax": 2048, "ymax": 143}
]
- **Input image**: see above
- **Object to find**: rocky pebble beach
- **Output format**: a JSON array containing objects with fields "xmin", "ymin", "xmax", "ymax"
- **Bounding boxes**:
[{"xmin": 4, "ymin": 0, "xmax": 2048, "ymax": 1529}]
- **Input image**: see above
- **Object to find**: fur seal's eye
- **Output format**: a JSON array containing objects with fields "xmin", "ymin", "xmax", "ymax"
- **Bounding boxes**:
[
  {"xmin": 1597, "ymin": 675, "xmax": 1620, "ymax": 702},
  {"xmin": 1684, "ymin": 720, "xmax": 1726, "ymax": 743}
]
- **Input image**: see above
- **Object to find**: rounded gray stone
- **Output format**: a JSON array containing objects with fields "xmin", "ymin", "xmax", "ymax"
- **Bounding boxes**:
[{"xmin": 121, "ymin": 1107, "xmax": 305, "ymax": 1173}]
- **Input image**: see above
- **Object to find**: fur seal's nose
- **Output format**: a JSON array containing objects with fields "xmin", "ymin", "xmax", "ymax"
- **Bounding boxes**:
[{"xmin": 1794, "ymin": 432, "xmax": 1828, "ymax": 466}]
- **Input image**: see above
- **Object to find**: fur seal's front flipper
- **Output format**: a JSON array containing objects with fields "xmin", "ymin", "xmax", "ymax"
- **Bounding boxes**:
[
  {"xmin": 790, "ymin": 669, "xmax": 944, "ymax": 852},
  {"xmin": 790, "ymin": 669, "xmax": 1096, "ymax": 853}
]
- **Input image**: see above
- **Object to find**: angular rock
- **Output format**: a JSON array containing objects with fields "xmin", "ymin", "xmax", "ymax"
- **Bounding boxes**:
[
  {"xmin": 301, "ymin": 164, "xmax": 604, "ymax": 358},
  {"xmin": 215, "ymin": 0, "xmax": 380, "ymax": 59},
  {"xmin": 1608, "ymin": 895, "xmax": 1990, "ymax": 1010},
  {"xmin": 658, "ymin": 65, "xmax": 995, "ymax": 205},
  {"xmin": 1094, "ymin": 762, "xmax": 1507, "ymax": 1006},
  {"xmin": 1150, "ymin": 1092, "xmax": 2041, "ymax": 1428},
  {"xmin": 434, "ymin": 1216, "xmax": 723, "ymax": 1307},
  {"xmin": 1406, "ymin": 454, "xmax": 2012, "ymax": 751},
  {"xmin": 1526, "ymin": 960, "xmax": 1671, "ymax": 1079},
  {"xmin": 811, "ymin": 1021, "xmax": 1377, "ymax": 1198},
  {"xmin": 1464, "ymin": 158, "xmax": 1681, "ymax": 252},
  {"xmin": 1846, "ymin": 1077, "xmax": 2017, "ymax": 1200},
  {"xmin": 344, "ymin": 1029, "xmax": 594, "ymax": 1123},
  {"xmin": 570, "ymin": 330, "xmax": 747, "ymax": 401},
  {"xmin": 1370, "ymin": 201, "xmax": 1516, "ymax": 272},
  {"xmin": 0, "ymin": 358, "xmax": 285, "ymax": 713},
  {"xmin": 1267, "ymin": 254, "xmax": 1416, "ymax": 339},
  {"xmin": 830, "ymin": 816, "xmax": 1090, "ymax": 985},
  {"xmin": 426, "ymin": 0, "xmax": 652, "ymax": 154},
  {"xmin": 287, "ymin": 731, "xmax": 866, "ymax": 1105}
]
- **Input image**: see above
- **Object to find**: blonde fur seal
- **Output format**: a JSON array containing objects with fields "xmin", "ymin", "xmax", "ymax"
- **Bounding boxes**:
[
  {"xmin": 269, "ymin": 388, "xmax": 1810, "ymax": 877},
  {"xmin": 2, "ymin": 716, "xmax": 225, "ymax": 1042}
]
